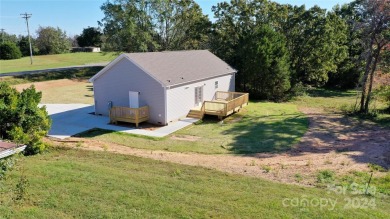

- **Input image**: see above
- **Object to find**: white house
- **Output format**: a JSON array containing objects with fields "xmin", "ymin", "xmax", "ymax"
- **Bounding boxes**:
[{"xmin": 89, "ymin": 50, "xmax": 237, "ymax": 125}]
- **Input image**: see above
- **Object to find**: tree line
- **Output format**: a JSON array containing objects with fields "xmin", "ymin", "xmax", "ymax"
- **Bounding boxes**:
[
  {"xmin": 0, "ymin": 25, "xmax": 104, "ymax": 59},
  {"xmin": 1, "ymin": 0, "xmax": 389, "ymax": 112},
  {"xmin": 98, "ymin": 0, "xmax": 389, "ymax": 112}
]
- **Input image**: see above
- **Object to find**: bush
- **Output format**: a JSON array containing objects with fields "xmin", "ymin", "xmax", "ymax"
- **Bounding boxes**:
[
  {"xmin": 0, "ymin": 42, "xmax": 22, "ymax": 60},
  {"xmin": 317, "ymin": 170, "xmax": 335, "ymax": 184},
  {"xmin": 0, "ymin": 83, "xmax": 51, "ymax": 155},
  {"xmin": 375, "ymin": 85, "xmax": 390, "ymax": 112}
]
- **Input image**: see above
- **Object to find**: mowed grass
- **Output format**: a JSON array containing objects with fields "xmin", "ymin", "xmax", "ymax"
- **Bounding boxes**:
[
  {"xmin": 1, "ymin": 148, "xmax": 389, "ymax": 218},
  {"xmin": 78, "ymin": 102, "xmax": 308, "ymax": 154},
  {"xmin": 1, "ymin": 67, "xmax": 100, "ymax": 104},
  {"xmin": 290, "ymin": 88, "xmax": 359, "ymax": 111},
  {"xmin": 0, "ymin": 52, "xmax": 116, "ymax": 73},
  {"xmin": 38, "ymin": 81, "xmax": 94, "ymax": 104},
  {"xmin": 290, "ymin": 88, "xmax": 390, "ymax": 126}
]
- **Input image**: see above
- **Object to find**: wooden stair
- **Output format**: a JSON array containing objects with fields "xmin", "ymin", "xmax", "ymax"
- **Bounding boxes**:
[{"xmin": 187, "ymin": 109, "xmax": 204, "ymax": 119}]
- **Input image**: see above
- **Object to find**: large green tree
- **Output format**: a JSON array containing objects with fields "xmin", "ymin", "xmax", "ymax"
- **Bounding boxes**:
[
  {"xmin": 327, "ymin": 4, "xmax": 365, "ymax": 89},
  {"xmin": 99, "ymin": 0, "xmax": 211, "ymax": 52},
  {"xmin": 0, "ymin": 83, "xmax": 51, "ymax": 155},
  {"xmin": 238, "ymin": 25, "xmax": 291, "ymax": 100},
  {"xmin": 0, "ymin": 31, "xmax": 18, "ymax": 44},
  {"xmin": 77, "ymin": 27, "xmax": 103, "ymax": 47},
  {"xmin": 18, "ymin": 35, "xmax": 38, "ymax": 56},
  {"xmin": 211, "ymin": 0, "xmax": 291, "ymax": 100},
  {"xmin": 0, "ymin": 42, "xmax": 22, "ymax": 60},
  {"xmin": 35, "ymin": 26, "xmax": 70, "ymax": 55},
  {"xmin": 283, "ymin": 5, "xmax": 348, "ymax": 86}
]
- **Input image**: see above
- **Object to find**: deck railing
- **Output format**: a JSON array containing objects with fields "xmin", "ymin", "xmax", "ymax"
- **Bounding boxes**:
[
  {"xmin": 203, "ymin": 91, "xmax": 249, "ymax": 118},
  {"xmin": 109, "ymin": 106, "xmax": 149, "ymax": 127}
]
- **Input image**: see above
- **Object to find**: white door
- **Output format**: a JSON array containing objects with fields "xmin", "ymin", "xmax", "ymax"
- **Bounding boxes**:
[
  {"xmin": 129, "ymin": 91, "xmax": 139, "ymax": 108},
  {"xmin": 195, "ymin": 86, "xmax": 203, "ymax": 106}
]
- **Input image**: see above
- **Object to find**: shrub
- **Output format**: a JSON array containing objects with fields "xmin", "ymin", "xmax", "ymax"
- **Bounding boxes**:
[
  {"xmin": 0, "ymin": 42, "xmax": 22, "ymax": 60},
  {"xmin": 0, "ymin": 83, "xmax": 51, "ymax": 155},
  {"xmin": 317, "ymin": 170, "xmax": 335, "ymax": 184},
  {"xmin": 375, "ymin": 85, "xmax": 390, "ymax": 112},
  {"xmin": 0, "ymin": 156, "xmax": 17, "ymax": 181}
]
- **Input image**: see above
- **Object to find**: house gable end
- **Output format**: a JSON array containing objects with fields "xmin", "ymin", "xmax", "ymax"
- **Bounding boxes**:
[{"xmin": 89, "ymin": 54, "xmax": 165, "ymax": 87}]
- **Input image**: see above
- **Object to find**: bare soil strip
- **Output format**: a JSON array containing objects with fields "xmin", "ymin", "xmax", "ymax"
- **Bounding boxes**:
[{"xmin": 13, "ymin": 79, "xmax": 86, "ymax": 92}]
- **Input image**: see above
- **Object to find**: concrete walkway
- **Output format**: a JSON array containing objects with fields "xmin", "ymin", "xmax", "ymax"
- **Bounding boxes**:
[{"xmin": 42, "ymin": 104, "xmax": 198, "ymax": 139}]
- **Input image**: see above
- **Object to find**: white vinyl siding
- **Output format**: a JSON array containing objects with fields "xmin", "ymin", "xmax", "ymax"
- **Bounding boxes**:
[
  {"xmin": 93, "ymin": 58, "xmax": 166, "ymax": 124},
  {"xmin": 166, "ymin": 74, "xmax": 235, "ymax": 123}
]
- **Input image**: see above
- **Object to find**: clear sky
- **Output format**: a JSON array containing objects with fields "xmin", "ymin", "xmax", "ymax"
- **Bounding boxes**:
[{"xmin": 0, "ymin": 0, "xmax": 352, "ymax": 37}]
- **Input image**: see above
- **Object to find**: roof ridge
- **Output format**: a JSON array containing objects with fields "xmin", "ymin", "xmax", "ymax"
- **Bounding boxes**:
[{"xmin": 125, "ymin": 50, "xmax": 208, "ymax": 55}]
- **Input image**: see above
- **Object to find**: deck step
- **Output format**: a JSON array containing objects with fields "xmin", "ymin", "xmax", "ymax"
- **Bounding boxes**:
[{"xmin": 187, "ymin": 109, "xmax": 204, "ymax": 119}]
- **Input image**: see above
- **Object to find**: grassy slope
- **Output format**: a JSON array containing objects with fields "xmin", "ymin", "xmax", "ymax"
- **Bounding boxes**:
[
  {"xmin": 1, "ymin": 149, "xmax": 389, "ymax": 218},
  {"xmin": 78, "ymin": 101, "xmax": 308, "ymax": 154},
  {"xmin": 0, "ymin": 52, "xmax": 116, "ymax": 73}
]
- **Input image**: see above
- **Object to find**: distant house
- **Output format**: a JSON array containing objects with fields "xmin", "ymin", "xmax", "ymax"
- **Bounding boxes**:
[
  {"xmin": 71, "ymin": 47, "xmax": 101, "ymax": 53},
  {"xmin": 90, "ymin": 50, "xmax": 248, "ymax": 126},
  {"xmin": 0, "ymin": 141, "xmax": 26, "ymax": 159}
]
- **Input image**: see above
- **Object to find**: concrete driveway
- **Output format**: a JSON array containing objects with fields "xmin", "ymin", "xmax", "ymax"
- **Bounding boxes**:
[{"xmin": 43, "ymin": 104, "xmax": 198, "ymax": 139}]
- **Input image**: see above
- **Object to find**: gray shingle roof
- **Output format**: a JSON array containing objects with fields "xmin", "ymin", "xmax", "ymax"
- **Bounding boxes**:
[{"xmin": 124, "ymin": 50, "xmax": 236, "ymax": 87}]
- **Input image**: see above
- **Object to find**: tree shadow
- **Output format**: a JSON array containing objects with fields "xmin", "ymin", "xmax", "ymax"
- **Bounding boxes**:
[
  {"xmin": 222, "ymin": 109, "xmax": 390, "ymax": 169},
  {"xmin": 216, "ymin": 113, "xmax": 308, "ymax": 154},
  {"xmin": 13, "ymin": 66, "xmax": 103, "ymax": 82},
  {"xmin": 306, "ymin": 88, "xmax": 356, "ymax": 98}
]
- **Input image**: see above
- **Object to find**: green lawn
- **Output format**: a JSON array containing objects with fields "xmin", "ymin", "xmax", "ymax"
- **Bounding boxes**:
[
  {"xmin": 0, "ymin": 52, "xmax": 117, "ymax": 73},
  {"xmin": 290, "ymin": 88, "xmax": 390, "ymax": 126},
  {"xmin": 1, "ymin": 148, "xmax": 388, "ymax": 218},
  {"xmin": 77, "ymin": 101, "xmax": 309, "ymax": 154}
]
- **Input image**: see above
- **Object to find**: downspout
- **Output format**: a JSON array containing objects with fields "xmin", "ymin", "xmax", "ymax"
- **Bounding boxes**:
[{"xmin": 164, "ymin": 85, "xmax": 169, "ymax": 125}]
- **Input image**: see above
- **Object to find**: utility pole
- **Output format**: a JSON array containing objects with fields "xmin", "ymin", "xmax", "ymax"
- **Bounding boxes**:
[
  {"xmin": 21, "ymin": 12, "xmax": 33, "ymax": 65},
  {"xmin": 0, "ymin": 28, "xmax": 4, "ymax": 43}
]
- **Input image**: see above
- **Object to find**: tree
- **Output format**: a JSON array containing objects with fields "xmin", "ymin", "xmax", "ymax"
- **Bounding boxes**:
[
  {"xmin": 99, "ymin": 0, "xmax": 157, "ymax": 52},
  {"xmin": 35, "ymin": 26, "xmax": 70, "ymax": 54},
  {"xmin": 211, "ymin": 0, "xmax": 291, "ymax": 100},
  {"xmin": 353, "ymin": 0, "xmax": 390, "ymax": 113},
  {"xmin": 77, "ymin": 27, "xmax": 103, "ymax": 47},
  {"xmin": 327, "ymin": 4, "xmax": 365, "ymax": 89},
  {"xmin": 18, "ymin": 35, "xmax": 38, "ymax": 56},
  {"xmin": 152, "ymin": 0, "xmax": 211, "ymax": 50},
  {"xmin": 283, "ymin": 5, "xmax": 348, "ymax": 86},
  {"xmin": 99, "ymin": 0, "xmax": 211, "ymax": 52},
  {"xmin": 0, "ymin": 83, "xmax": 51, "ymax": 155},
  {"xmin": 238, "ymin": 25, "xmax": 291, "ymax": 100},
  {"xmin": 0, "ymin": 42, "xmax": 22, "ymax": 60},
  {"xmin": 0, "ymin": 31, "xmax": 18, "ymax": 44}
]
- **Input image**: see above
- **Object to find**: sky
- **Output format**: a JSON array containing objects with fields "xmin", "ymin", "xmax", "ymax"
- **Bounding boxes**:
[{"xmin": 0, "ymin": 0, "xmax": 353, "ymax": 37}]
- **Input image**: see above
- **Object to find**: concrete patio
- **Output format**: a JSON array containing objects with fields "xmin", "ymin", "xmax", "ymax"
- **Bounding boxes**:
[{"xmin": 42, "ymin": 104, "xmax": 198, "ymax": 139}]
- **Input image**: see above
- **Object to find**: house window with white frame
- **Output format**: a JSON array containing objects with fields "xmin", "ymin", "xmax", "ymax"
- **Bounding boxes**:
[{"xmin": 215, "ymin": 81, "xmax": 218, "ymax": 89}]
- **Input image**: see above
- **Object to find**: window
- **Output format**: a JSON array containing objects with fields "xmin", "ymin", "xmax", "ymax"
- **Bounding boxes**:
[{"xmin": 215, "ymin": 81, "xmax": 219, "ymax": 89}]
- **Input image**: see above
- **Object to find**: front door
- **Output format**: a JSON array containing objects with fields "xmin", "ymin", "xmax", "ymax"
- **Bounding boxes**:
[
  {"xmin": 129, "ymin": 91, "xmax": 139, "ymax": 108},
  {"xmin": 194, "ymin": 86, "xmax": 203, "ymax": 106}
]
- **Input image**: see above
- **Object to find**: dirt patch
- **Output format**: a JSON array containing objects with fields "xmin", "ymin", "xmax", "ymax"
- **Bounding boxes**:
[
  {"xmin": 170, "ymin": 135, "xmax": 201, "ymax": 141},
  {"xmin": 13, "ymin": 79, "xmax": 87, "ymax": 92},
  {"xmin": 48, "ymin": 107, "xmax": 390, "ymax": 186}
]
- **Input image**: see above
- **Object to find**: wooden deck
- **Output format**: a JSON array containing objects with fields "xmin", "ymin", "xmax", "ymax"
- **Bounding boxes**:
[
  {"xmin": 188, "ymin": 91, "xmax": 249, "ymax": 119},
  {"xmin": 109, "ymin": 106, "xmax": 149, "ymax": 127}
]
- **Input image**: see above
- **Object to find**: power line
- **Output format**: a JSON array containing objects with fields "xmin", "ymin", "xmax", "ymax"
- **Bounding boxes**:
[{"xmin": 21, "ymin": 12, "xmax": 33, "ymax": 65}]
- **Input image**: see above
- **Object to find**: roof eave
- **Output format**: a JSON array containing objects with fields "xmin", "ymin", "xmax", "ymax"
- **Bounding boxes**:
[{"xmin": 165, "ymin": 70, "xmax": 237, "ymax": 88}]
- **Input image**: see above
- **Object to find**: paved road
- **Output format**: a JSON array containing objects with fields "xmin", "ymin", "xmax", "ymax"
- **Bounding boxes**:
[{"xmin": 0, "ymin": 62, "xmax": 109, "ymax": 77}]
